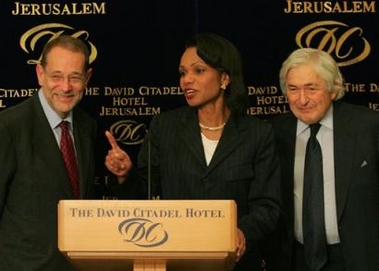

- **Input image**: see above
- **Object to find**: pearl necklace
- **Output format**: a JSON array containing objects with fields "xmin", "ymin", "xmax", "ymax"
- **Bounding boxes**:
[{"xmin": 199, "ymin": 122, "xmax": 226, "ymax": 131}]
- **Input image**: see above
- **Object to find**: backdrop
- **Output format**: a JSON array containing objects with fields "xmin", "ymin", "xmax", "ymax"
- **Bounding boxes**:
[{"xmin": 1, "ymin": 0, "xmax": 378, "ymax": 197}]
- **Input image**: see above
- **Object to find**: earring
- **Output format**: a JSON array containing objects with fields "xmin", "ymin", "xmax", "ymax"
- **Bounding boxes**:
[{"xmin": 221, "ymin": 85, "xmax": 226, "ymax": 90}]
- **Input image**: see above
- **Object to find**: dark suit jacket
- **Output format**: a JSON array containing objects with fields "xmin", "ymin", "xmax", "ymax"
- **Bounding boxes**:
[
  {"xmin": 0, "ymin": 92, "xmax": 97, "ymax": 270},
  {"xmin": 117, "ymin": 106, "xmax": 282, "ymax": 271},
  {"xmin": 266, "ymin": 101, "xmax": 379, "ymax": 271}
]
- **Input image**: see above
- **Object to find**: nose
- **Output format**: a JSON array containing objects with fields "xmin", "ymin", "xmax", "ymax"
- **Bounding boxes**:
[
  {"xmin": 60, "ymin": 77, "xmax": 72, "ymax": 91},
  {"xmin": 181, "ymin": 72, "xmax": 194, "ymax": 85},
  {"xmin": 299, "ymin": 89, "xmax": 309, "ymax": 104}
]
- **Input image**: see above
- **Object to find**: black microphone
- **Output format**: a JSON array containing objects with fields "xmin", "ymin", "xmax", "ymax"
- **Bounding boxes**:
[{"xmin": 147, "ymin": 138, "xmax": 151, "ymax": 200}]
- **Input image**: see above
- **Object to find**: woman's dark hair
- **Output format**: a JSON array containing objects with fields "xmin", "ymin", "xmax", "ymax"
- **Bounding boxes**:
[{"xmin": 184, "ymin": 32, "xmax": 248, "ymax": 115}]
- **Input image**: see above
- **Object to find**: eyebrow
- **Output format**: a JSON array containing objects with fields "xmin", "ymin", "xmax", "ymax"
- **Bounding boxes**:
[
  {"xmin": 288, "ymin": 82, "xmax": 318, "ymax": 87},
  {"xmin": 49, "ymin": 71, "xmax": 84, "ymax": 76}
]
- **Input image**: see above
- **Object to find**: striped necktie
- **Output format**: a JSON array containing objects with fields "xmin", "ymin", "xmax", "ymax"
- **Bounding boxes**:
[{"xmin": 59, "ymin": 121, "xmax": 80, "ymax": 198}]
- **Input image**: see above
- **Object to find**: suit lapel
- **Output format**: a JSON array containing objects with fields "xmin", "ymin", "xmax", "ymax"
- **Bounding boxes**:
[
  {"xmin": 31, "ymin": 95, "xmax": 74, "ymax": 197},
  {"xmin": 333, "ymin": 103, "xmax": 355, "ymax": 221},
  {"xmin": 207, "ymin": 116, "xmax": 243, "ymax": 174},
  {"xmin": 72, "ymin": 110, "xmax": 93, "ymax": 198},
  {"xmin": 178, "ymin": 110, "xmax": 206, "ymax": 166},
  {"xmin": 274, "ymin": 114, "xmax": 298, "ymax": 227},
  {"xmin": 281, "ymin": 116, "xmax": 297, "ymax": 185}
]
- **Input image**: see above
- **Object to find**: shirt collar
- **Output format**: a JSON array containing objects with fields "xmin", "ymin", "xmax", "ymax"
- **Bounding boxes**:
[{"xmin": 296, "ymin": 103, "xmax": 334, "ymax": 136}]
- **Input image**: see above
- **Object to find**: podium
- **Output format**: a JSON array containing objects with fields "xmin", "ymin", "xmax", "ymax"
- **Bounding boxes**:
[{"xmin": 58, "ymin": 200, "xmax": 237, "ymax": 271}]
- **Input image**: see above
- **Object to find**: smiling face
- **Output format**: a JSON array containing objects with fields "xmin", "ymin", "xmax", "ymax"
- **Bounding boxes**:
[
  {"xmin": 179, "ymin": 47, "xmax": 229, "ymax": 108},
  {"xmin": 285, "ymin": 63, "xmax": 337, "ymax": 124},
  {"xmin": 36, "ymin": 46, "xmax": 92, "ymax": 118}
]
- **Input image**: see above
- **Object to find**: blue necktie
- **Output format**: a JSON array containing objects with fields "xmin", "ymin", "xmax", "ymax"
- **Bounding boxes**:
[{"xmin": 303, "ymin": 123, "xmax": 327, "ymax": 271}]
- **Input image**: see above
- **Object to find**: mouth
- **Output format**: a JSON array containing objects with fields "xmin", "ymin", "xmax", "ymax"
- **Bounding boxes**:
[
  {"xmin": 303, "ymin": 107, "xmax": 316, "ymax": 113},
  {"xmin": 184, "ymin": 89, "xmax": 196, "ymax": 99},
  {"xmin": 56, "ymin": 91, "xmax": 75, "ymax": 97},
  {"xmin": 56, "ymin": 93, "xmax": 76, "ymax": 103}
]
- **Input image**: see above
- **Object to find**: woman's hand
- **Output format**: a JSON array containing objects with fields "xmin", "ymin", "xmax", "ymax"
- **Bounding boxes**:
[
  {"xmin": 235, "ymin": 228, "xmax": 246, "ymax": 262},
  {"xmin": 104, "ymin": 131, "xmax": 132, "ymax": 184}
]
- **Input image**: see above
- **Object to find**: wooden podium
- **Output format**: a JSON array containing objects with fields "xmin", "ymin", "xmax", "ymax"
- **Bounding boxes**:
[{"xmin": 58, "ymin": 200, "xmax": 237, "ymax": 271}]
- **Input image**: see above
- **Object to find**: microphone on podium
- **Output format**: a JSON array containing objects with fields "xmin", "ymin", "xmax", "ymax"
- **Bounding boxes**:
[
  {"xmin": 147, "ymin": 138, "xmax": 151, "ymax": 200},
  {"xmin": 145, "ymin": 131, "xmax": 160, "ymax": 200}
]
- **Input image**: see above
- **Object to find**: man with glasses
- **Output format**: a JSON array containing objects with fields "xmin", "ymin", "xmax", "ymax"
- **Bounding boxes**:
[{"xmin": 0, "ymin": 35, "xmax": 97, "ymax": 270}]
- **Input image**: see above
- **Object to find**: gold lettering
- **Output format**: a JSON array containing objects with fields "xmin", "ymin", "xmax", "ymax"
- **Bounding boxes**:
[
  {"xmin": 99, "ymin": 107, "xmax": 160, "ymax": 116},
  {"xmin": 138, "ymin": 86, "xmax": 182, "ymax": 95},
  {"xmin": 0, "ymin": 88, "xmax": 38, "ymax": 98},
  {"xmin": 369, "ymin": 83, "xmax": 379, "ymax": 92},
  {"xmin": 247, "ymin": 105, "xmax": 290, "ymax": 116},
  {"xmin": 104, "ymin": 87, "xmax": 135, "ymax": 96},
  {"xmin": 12, "ymin": 2, "xmax": 107, "ymax": 15},
  {"xmin": 248, "ymin": 86, "xmax": 278, "ymax": 95},
  {"xmin": 283, "ymin": 0, "xmax": 376, "ymax": 14},
  {"xmin": 369, "ymin": 103, "xmax": 379, "ymax": 111},
  {"xmin": 256, "ymin": 96, "xmax": 288, "ymax": 105},
  {"xmin": 112, "ymin": 97, "xmax": 148, "ymax": 106},
  {"xmin": 85, "ymin": 87, "xmax": 100, "ymax": 96},
  {"xmin": 344, "ymin": 83, "xmax": 366, "ymax": 92}
]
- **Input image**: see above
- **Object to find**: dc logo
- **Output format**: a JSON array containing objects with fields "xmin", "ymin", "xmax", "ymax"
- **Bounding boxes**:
[
  {"xmin": 110, "ymin": 120, "xmax": 147, "ymax": 145},
  {"xmin": 118, "ymin": 218, "xmax": 169, "ymax": 247},
  {"xmin": 20, "ymin": 23, "xmax": 97, "ymax": 65},
  {"xmin": 296, "ymin": 20, "xmax": 370, "ymax": 66}
]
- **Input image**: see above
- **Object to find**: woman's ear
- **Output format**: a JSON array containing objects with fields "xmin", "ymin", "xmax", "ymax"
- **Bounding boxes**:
[{"xmin": 221, "ymin": 73, "xmax": 230, "ymax": 89}]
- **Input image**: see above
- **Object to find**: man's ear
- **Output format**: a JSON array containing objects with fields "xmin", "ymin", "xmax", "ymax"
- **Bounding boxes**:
[{"xmin": 35, "ymin": 64, "xmax": 44, "ymax": 86}]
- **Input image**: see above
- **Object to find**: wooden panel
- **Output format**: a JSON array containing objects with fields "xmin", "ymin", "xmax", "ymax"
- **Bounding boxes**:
[{"xmin": 58, "ymin": 200, "xmax": 237, "ymax": 271}]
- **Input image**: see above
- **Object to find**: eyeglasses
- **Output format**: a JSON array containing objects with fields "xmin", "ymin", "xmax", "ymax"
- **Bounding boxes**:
[{"xmin": 46, "ymin": 72, "xmax": 86, "ymax": 85}]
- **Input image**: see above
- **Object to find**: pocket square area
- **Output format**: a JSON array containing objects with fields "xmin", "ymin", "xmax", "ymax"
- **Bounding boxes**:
[{"xmin": 360, "ymin": 160, "xmax": 368, "ymax": 167}]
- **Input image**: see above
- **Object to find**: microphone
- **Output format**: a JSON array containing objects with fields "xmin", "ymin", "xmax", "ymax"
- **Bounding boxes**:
[
  {"xmin": 147, "ymin": 138, "xmax": 151, "ymax": 200},
  {"xmin": 146, "ymin": 129, "xmax": 159, "ymax": 200}
]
